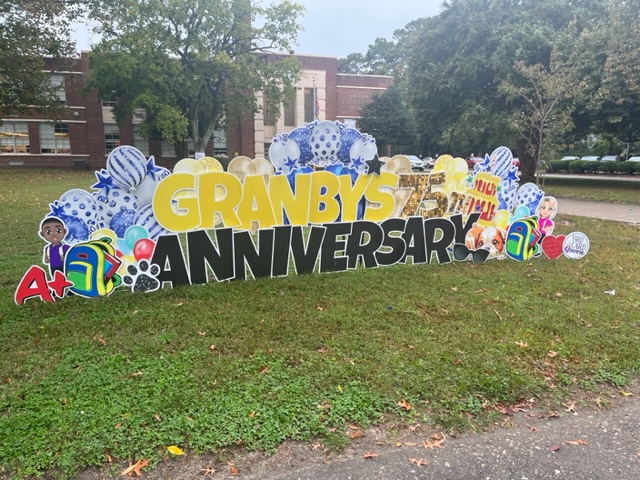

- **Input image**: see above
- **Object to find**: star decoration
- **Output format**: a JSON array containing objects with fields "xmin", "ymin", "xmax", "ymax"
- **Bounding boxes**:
[
  {"xmin": 91, "ymin": 169, "xmax": 116, "ymax": 195},
  {"xmin": 351, "ymin": 156, "xmax": 365, "ymax": 170},
  {"xmin": 284, "ymin": 156, "xmax": 298, "ymax": 171},
  {"xmin": 146, "ymin": 156, "xmax": 165, "ymax": 181},
  {"xmin": 365, "ymin": 156, "xmax": 385, "ymax": 176}
]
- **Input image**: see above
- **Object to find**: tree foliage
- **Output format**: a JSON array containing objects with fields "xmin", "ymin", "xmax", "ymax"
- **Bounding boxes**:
[
  {"xmin": 358, "ymin": 84, "xmax": 416, "ymax": 152},
  {"xmin": 85, "ymin": 0, "xmax": 304, "ymax": 153},
  {"xmin": 0, "ymin": 0, "xmax": 81, "ymax": 121}
]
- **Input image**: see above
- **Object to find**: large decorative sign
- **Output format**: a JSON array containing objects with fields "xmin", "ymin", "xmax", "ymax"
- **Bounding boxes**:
[{"xmin": 14, "ymin": 121, "xmax": 589, "ymax": 305}]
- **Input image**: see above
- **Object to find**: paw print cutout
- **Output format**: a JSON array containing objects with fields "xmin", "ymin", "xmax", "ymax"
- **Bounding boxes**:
[{"xmin": 122, "ymin": 259, "xmax": 161, "ymax": 293}]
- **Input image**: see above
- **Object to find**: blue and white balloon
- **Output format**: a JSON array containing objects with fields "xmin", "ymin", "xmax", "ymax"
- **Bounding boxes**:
[
  {"xmin": 56, "ymin": 189, "xmax": 99, "ymax": 228},
  {"xmin": 134, "ymin": 203, "xmax": 168, "ymax": 240},
  {"xmin": 514, "ymin": 183, "xmax": 544, "ymax": 215},
  {"xmin": 94, "ymin": 185, "xmax": 139, "ymax": 232},
  {"xmin": 488, "ymin": 147, "xmax": 515, "ymax": 179},
  {"xmin": 106, "ymin": 145, "xmax": 147, "ymax": 190},
  {"xmin": 348, "ymin": 136, "xmax": 377, "ymax": 174},
  {"xmin": 310, "ymin": 121, "xmax": 341, "ymax": 167}
]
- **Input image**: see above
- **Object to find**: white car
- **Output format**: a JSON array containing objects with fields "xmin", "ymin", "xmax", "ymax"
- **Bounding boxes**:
[
  {"xmin": 580, "ymin": 156, "xmax": 601, "ymax": 161},
  {"xmin": 560, "ymin": 156, "xmax": 579, "ymax": 161},
  {"xmin": 406, "ymin": 155, "xmax": 424, "ymax": 171},
  {"xmin": 628, "ymin": 156, "xmax": 640, "ymax": 162},
  {"xmin": 601, "ymin": 155, "xmax": 620, "ymax": 162}
]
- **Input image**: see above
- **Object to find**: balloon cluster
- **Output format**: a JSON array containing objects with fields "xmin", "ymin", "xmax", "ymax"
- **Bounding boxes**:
[
  {"xmin": 268, "ymin": 121, "xmax": 378, "ymax": 221},
  {"xmin": 268, "ymin": 120, "xmax": 377, "ymax": 176},
  {"xmin": 46, "ymin": 146, "xmax": 170, "ymax": 245}
]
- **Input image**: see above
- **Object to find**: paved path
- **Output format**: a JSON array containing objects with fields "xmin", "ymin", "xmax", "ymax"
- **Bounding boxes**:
[
  {"xmin": 266, "ymin": 396, "xmax": 640, "ymax": 480},
  {"xmin": 558, "ymin": 197, "xmax": 640, "ymax": 224}
]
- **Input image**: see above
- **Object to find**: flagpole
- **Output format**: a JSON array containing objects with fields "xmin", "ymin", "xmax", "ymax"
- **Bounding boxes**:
[{"xmin": 313, "ymin": 77, "xmax": 319, "ymax": 121}]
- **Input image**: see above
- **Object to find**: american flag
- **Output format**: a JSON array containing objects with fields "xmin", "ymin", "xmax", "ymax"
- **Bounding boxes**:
[{"xmin": 314, "ymin": 80, "xmax": 319, "ymax": 120}]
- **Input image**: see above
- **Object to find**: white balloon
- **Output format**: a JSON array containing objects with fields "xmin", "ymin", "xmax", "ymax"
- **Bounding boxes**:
[
  {"xmin": 269, "ymin": 135, "xmax": 301, "ymax": 173},
  {"xmin": 133, "ymin": 175, "xmax": 159, "ymax": 206}
]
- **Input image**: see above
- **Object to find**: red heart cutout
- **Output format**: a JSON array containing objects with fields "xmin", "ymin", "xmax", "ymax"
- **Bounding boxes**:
[{"xmin": 542, "ymin": 235, "xmax": 566, "ymax": 260}]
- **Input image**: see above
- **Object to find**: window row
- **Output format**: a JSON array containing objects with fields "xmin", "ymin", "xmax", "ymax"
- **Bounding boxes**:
[{"xmin": 1, "ymin": 122, "xmax": 228, "ymax": 157}]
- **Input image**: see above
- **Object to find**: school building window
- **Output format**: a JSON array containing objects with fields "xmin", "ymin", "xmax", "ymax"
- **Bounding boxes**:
[
  {"xmin": 39, "ymin": 123, "xmax": 70, "ymax": 154},
  {"xmin": 133, "ymin": 129, "xmax": 149, "ymax": 156},
  {"xmin": 50, "ymin": 74, "xmax": 66, "ymax": 103},
  {"xmin": 104, "ymin": 124, "xmax": 120, "ymax": 154},
  {"xmin": 304, "ymin": 88, "xmax": 314, "ymax": 123},
  {"xmin": 263, "ymin": 93, "xmax": 277, "ymax": 126},
  {"xmin": 284, "ymin": 90, "xmax": 296, "ymax": 127},
  {"xmin": 0, "ymin": 122, "xmax": 30, "ymax": 154}
]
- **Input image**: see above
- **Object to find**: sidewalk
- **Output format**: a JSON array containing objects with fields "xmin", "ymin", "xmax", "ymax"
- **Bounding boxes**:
[
  {"xmin": 558, "ymin": 197, "xmax": 640, "ymax": 224},
  {"xmin": 266, "ymin": 396, "xmax": 640, "ymax": 480}
]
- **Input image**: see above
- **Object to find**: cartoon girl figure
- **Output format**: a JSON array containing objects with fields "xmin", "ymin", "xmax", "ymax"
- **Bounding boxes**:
[
  {"xmin": 535, "ymin": 196, "xmax": 557, "ymax": 236},
  {"xmin": 39, "ymin": 216, "xmax": 70, "ymax": 276}
]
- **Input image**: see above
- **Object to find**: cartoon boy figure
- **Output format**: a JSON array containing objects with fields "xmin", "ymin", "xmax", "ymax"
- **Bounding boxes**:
[{"xmin": 39, "ymin": 216, "xmax": 70, "ymax": 276}]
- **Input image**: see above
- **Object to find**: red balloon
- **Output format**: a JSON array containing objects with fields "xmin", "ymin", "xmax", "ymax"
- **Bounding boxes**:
[{"xmin": 133, "ymin": 238, "xmax": 155, "ymax": 262}]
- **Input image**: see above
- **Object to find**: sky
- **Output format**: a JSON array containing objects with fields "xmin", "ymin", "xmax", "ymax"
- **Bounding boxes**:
[{"xmin": 71, "ymin": 0, "xmax": 444, "ymax": 58}]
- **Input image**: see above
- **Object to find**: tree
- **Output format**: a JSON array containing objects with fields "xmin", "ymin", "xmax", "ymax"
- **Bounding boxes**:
[
  {"xmin": 402, "ymin": 0, "xmax": 607, "ymax": 175},
  {"xmin": 500, "ymin": 59, "xmax": 577, "ymax": 181},
  {"xmin": 0, "ymin": 0, "xmax": 81, "ymax": 121},
  {"xmin": 358, "ymin": 84, "xmax": 416, "ymax": 154},
  {"xmin": 85, "ymin": 0, "xmax": 304, "ymax": 154}
]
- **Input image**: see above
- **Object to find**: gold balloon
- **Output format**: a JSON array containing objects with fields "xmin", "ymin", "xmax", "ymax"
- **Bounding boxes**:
[
  {"xmin": 194, "ymin": 156, "xmax": 224, "ymax": 174},
  {"xmin": 381, "ymin": 155, "xmax": 412, "ymax": 174},
  {"xmin": 173, "ymin": 158, "xmax": 198, "ymax": 174},
  {"xmin": 227, "ymin": 156, "xmax": 253, "ymax": 181}
]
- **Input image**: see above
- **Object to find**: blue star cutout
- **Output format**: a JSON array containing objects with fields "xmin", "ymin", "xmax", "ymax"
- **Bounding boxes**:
[
  {"xmin": 284, "ymin": 156, "xmax": 298, "ymax": 170},
  {"xmin": 351, "ymin": 156, "xmax": 365, "ymax": 170},
  {"xmin": 91, "ymin": 169, "xmax": 115, "ymax": 195}
]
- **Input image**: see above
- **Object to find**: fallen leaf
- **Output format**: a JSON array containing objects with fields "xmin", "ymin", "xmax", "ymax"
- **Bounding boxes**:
[
  {"xmin": 349, "ymin": 429, "xmax": 364, "ymax": 439},
  {"xmin": 515, "ymin": 340, "xmax": 528, "ymax": 348},
  {"xmin": 494, "ymin": 310, "xmax": 503, "ymax": 320},
  {"xmin": 549, "ymin": 445, "xmax": 561, "ymax": 452},
  {"xmin": 547, "ymin": 351, "xmax": 558, "ymax": 358},
  {"xmin": 564, "ymin": 401, "xmax": 577, "ymax": 414},
  {"xmin": 397, "ymin": 399, "xmax": 412, "ymax": 411},
  {"xmin": 620, "ymin": 390, "xmax": 634, "ymax": 397},
  {"xmin": 451, "ymin": 287, "xmax": 458, "ymax": 292},
  {"xmin": 395, "ymin": 442, "xmax": 402, "ymax": 447},
  {"xmin": 197, "ymin": 331, "xmax": 207, "ymax": 336},
  {"xmin": 106, "ymin": 453, "xmax": 113, "ymax": 463},
  {"xmin": 527, "ymin": 425, "xmax": 538, "ymax": 432},
  {"xmin": 228, "ymin": 464, "xmax": 239, "ymax": 475},
  {"xmin": 260, "ymin": 365, "xmax": 269, "ymax": 374},
  {"xmin": 422, "ymin": 432, "xmax": 446, "ymax": 449},
  {"xmin": 409, "ymin": 457, "xmax": 428, "ymax": 467},
  {"xmin": 208, "ymin": 344, "xmax": 216, "ymax": 350},
  {"xmin": 555, "ymin": 292, "xmax": 563, "ymax": 298},
  {"xmin": 120, "ymin": 459, "xmax": 149, "ymax": 477},
  {"xmin": 316, "ymin": 306, "xmax": 324, "ymax": 311},
  {"xmin": 167, "ymin": 445, "xmax": 184, "ymax": 455},
  {"xmin": 317, "ymin": 347, "xmax": 326, "ymax": 353},
  {"xmin": 153, "ymin": 413, "xmax": 161, "ymax": 422},
  {"xmin": 363, "ymin": 452, "xmax": 378, "ymax": 459},
  {"xmin": 201, "ymin": 467, "xmax": 216, "ymax": 476},
  {"xmin": 93, "ymin": 336, "xmax": 106, "ymax": 345},
  {"xmin": 565, "ymin": 439, "xmax": 588, "ymax": 446}
]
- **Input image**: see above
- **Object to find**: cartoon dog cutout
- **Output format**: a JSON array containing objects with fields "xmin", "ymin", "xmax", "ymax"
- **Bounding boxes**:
[{"xmin": 465, "ymin": 224, "xmax": 506, "ymax": 259}]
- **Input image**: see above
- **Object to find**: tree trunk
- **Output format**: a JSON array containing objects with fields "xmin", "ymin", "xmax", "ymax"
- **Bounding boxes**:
[{"xmin": 517, "ymin": 137, "xmax": 537, "ymax": 184}]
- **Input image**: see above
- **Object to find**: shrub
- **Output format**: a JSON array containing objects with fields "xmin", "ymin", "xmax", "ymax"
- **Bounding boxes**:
[
  {"xmin": 547, "ymin": 160, "xmax": 569, "ymax": 172},
  {"xmin": 615, "ymin": 162, "xmax": 636, "ymax": 174},
  {"xmin": 582, "ymin": 161, "xmax": 600, "ymax": 173},
  {"xmin": 568, "ymin": 160, "xmax": 584, "ymax": 173},
  {"xmin": 598, "ymin": 162, "xmax": 616, "ymax": 173}
]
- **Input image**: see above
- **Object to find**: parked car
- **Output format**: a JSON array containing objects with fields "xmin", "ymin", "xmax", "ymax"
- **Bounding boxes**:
[
  {"xmin": 422, "ymin": 156, "xmax": 435, "ymax": 168},
  {"xmin": 601, "ymin": 155, "xmax": 620, "ymax": 162},
  {"xmin": 406, "ymin": 155, "xmax": 424, "ymax": 171},
  {"xmin": 628, "ymin": 156, "xmax": 640, "ymax": 162},
  {"xmin": 560, "ymin": 156, "xmax": 579, "ymax": 161},
  {"xmin": 465, "ymin": 156, "xmax": 484, "ymax": 168},
  {"xmin": 580, "ymin": 155, "xmax": 601, "ymax": 161}
]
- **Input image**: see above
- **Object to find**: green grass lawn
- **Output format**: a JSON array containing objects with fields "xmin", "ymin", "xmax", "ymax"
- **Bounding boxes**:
[
  {"xmin": 0, "ymin": 170, "xmax": 639, "ymax": 478},
  {"xmin": 541, "ymin": 175, "xmax": 640, "ymax": 204}
]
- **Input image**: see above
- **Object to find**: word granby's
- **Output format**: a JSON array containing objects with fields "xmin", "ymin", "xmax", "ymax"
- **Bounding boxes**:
[{"xmin": 152, "ymin": 170, "xmax": 478, "ymax": 232}]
